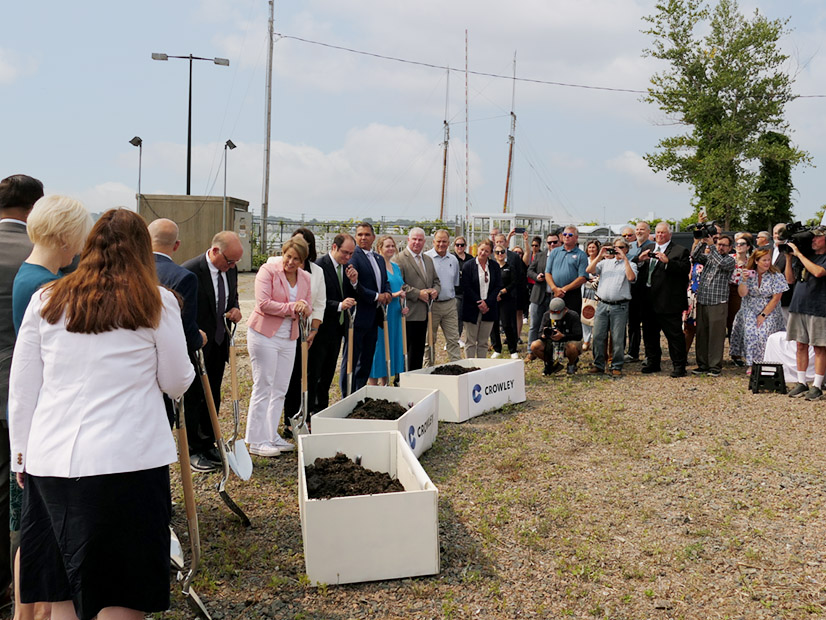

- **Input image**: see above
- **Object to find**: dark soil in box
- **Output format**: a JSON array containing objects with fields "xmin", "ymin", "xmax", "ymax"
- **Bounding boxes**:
[
  {"xmin": 304, "ymin": 453, "xmax": 405, "ymax": 498},
  {"xmin": 347, "ymin": 397, "xmax": 407, "ymax": 420},
  {"xmin": 431, "ymin": 364, "xmax": 481, "ymax": 376}
]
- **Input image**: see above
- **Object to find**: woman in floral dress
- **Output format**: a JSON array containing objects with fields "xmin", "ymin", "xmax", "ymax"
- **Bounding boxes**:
[{"xmin": 730, "ymin": 248, "xmax": 788, "ymax": 369}]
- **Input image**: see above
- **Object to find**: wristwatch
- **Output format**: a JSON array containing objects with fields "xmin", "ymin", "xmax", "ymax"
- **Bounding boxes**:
[{"xmin": 759, "ymin": 312, "xmax": 766, "ymax": 317}]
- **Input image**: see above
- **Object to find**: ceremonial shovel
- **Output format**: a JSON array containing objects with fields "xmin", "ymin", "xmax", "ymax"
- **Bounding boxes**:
[
  {"xmin": 288, "ymin": 315, "xmax": 311, "ymax": 436},
  {"xmin": 172, "ymin": 398, "xmax": 212, "ymax": 619},
  {"xmin": 345, "ymin": 306, "xmax": 357, "ymax": 397},
  {"xmin": 426, "ymin": 298, "xmax": 435, "ymax": 367},
  {"xmin": 400, "ymin": 296, "xmax": 409, "ymax": 372},
  {"xmin": 194, "ymin": 349, "xmax": 251, "ymax": 526},
  {"xmin": 381, "ymin": 303, "xmax": 392, "ymax": 382},
  {"xmin": 224, "ymin": 318, "xmax": 253, "ymax": 481}
]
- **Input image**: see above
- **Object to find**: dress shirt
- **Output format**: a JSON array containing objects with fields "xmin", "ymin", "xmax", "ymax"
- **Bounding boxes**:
[
  {"xmin": 594, "ymin": 259, "xmax": 637, "ymax": 302},
  {"xmin": 425, "ymin": 249, "xmax": 459, "ymax": 301},
  {"xmin": 205, "ymin": 250, "xmax": 230, "ymax": 315},
  {"xmin": 476, "ymin": 259, "xmax": 490, "ymax": 300},
  {"xmin": 9, "ymin": 287, "xmax": 195, "ymax": 477}
]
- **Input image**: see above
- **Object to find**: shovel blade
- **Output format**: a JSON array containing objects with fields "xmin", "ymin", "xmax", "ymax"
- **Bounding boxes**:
[
  {"xmin": 170, "ymin": 526, "xmax": 184, "ymax": 572},
  {"xmin": 184, "ymin": 587, "xmax": 212, "ymax": 620},
  {"xmin": 228, "ymin": 440, "xmax": 253, "ymax": 481}
]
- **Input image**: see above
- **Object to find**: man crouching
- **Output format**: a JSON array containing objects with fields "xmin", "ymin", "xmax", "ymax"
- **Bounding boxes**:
[{"xmin": 530, "ymin": 297, "xmax": 583, "ymax": 375}]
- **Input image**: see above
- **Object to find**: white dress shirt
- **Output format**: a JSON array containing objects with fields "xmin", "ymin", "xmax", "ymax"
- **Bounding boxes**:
[{"xmin": 9, "ymin": 287, "xmax": 195, "ymax": 477}]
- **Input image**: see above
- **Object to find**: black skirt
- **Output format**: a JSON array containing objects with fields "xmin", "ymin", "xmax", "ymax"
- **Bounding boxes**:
[{"xmin": 20, "ymin": 466, "xmax": 171, "ymax": 620}]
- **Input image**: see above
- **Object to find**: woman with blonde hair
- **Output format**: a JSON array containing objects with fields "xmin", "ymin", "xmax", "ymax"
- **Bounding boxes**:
[
  {"xmin": 729, "ymin": 248, "xmax": 788, "ymax": 369},
  {"xmin": 11, "ymin": 195, "xmax": 91, "ymax": 620},
  {"xmin": 368, "ymin": 235, "xmax": 406, "ymax": 385},
  {"xmin": 246, "ymin": 236, "xmax": 312, "ymax": 456},
  {"xmin": 9, "ymin": 208, "xmax": 194, "ymax": 620}
]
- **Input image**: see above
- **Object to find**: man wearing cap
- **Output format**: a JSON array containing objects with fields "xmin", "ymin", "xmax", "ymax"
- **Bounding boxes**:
[
  {"xmin": 529, "ymin": 297, "xmax": 583, "ymax": 376},
  {"xmin": 784, "ymin": 225, "xmax": 826, "ymax": 400}
]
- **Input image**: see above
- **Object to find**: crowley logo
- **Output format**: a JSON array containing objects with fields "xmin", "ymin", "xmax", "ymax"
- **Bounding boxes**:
[
  {"xmin": 407, "ymin": 425, "xmax": 416, "ymax": 449},
  {"xmin": 472, "ymin": 384, "xmax": 482, "ymax": 403}
]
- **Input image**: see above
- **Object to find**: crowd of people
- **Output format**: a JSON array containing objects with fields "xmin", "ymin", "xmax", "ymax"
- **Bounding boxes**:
[{"xmin": 1, "ymin": 168, "xmax": 825, "ymax": 617}]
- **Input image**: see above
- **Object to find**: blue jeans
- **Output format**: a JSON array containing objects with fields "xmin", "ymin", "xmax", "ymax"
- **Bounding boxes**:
[
  {"xmin": 528, "ymin": 298, "xmax": 549, "ymax": 345},
  {"xmin": 592, "ymin": 301, "xmax": 629, "ymax": 371}
]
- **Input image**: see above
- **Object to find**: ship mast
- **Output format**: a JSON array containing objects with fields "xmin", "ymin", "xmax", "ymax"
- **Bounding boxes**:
[
  {"xmin": 439, "ymin": 67, "xmax": 449, "ymax": 221},
  {"xmin": 502, "ymin": 52, "xmax": 517, "ymax": 214}
]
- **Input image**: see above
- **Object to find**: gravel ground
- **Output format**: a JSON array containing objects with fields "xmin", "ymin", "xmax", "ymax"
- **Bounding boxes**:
[{"xmin": 162, "ymin": 273, "xmax": 826, "ymax": 620}]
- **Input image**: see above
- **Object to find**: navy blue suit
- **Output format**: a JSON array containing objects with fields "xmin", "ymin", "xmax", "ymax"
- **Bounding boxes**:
[
  {"xmin": 154, "ymin": 253, "xmax": 202, "ymax": 353},
  {"xmin": 461, "ymin": 259, "xmax": 502, "ymax": 324},
  {"xmin": 340, "ymin": 247, "xmax": 389, "ymax": 393}
]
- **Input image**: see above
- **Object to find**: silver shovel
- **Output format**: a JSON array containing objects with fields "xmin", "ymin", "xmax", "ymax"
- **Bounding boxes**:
[
  {"xmin": 288, "ymin": 315, "xmax": 312, "ymax": 436},
  {"xmin": 172, "ymin": 398, "xmax": 212, "ymax": 619},
  {"xmin": 225, "ymin": 318, "xmax": 253, "ymax": 480}
]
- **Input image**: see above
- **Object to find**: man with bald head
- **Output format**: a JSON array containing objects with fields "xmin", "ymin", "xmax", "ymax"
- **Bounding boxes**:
[
  {"xmin": 149, "ymin": 218, "xmax": 206, "ymax": 354},
  {"xmin": 181, "ymin": 231, "xmax": 243, "ymax": 471}
]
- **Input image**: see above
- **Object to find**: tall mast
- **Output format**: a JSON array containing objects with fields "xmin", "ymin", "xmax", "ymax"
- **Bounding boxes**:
[
  {"xmin": 464, "ymin": 31, "xmax": 469, "ymax": 235},
  {"xmin": 261, "ymin": 0, "xmax": 274, "ymax": 252},
  {"xmin": 439, "ymin": 67, "xmax": 449, "ymax": 221},
  {"xmin": 503, "ymin": 51, "xmax": 517, "ymax": 214}
]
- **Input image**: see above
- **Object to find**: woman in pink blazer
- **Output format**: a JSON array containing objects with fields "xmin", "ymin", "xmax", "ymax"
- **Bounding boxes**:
[{"xmin": 246, "ymin": 236, "xmax": 312, "ymax": 457}]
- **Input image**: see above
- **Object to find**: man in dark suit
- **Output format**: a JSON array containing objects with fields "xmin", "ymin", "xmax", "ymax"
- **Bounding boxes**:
[
  {"xmin": 526, "ymin": 231, "xmax": 559, "ymax": 358},
  {"xmin": 636, "ymin": 222, "xmax": 691, "ymax": 377},
  {"xmin": 312, "ymin": 233, "xmax": 358, "ymax": 411},
  {"xmin": 341, "ymin": 222, "xmax": 390, "ymax": 394},
  {"xmin": 182, "ymin": 231, "xmax": 243, "ymax": 472},
  {"xmin": 149, "ymin": 218, "xmax": 205, "ymax": 354},
  {"xmin": 0, "ymin": 174, "xmax": 43, "ymax": 602}
]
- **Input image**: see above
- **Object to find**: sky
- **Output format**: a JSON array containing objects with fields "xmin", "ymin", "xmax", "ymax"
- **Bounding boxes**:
[{"xmin": 3, "ymin": 0, "xmax": 826, "ymax": 227}]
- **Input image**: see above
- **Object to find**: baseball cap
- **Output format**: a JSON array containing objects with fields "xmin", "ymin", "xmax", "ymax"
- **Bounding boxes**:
[
  {"xmin": 548, "ymin": 297, "xmax": 566, "ymax": 320},
  {"xmin": 813, "ymin": 225, "xmax": 826, "ymax": 236}
]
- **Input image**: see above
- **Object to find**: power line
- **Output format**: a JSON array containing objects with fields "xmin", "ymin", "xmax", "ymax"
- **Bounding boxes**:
[{"xmin": 274, "ymin": 33, "xmax": 826, "ymax": 99}]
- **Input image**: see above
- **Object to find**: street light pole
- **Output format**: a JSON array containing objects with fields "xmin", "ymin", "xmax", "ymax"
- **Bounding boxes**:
[
  {"xmin": 223, "ymin": 140, "xmax": 236, "ymax": 231},
  {"xmin": 151, "ymin": 52, "xmax": 229, "ymax": 195},
  {"xmin": 129, "ymin": 136, "xmax": 142, "ymax": 211}
]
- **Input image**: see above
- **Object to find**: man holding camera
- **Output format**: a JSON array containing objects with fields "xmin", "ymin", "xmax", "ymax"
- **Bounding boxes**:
[
  {"xmin": 690, "ymin": 231, "xmax": 735, "ymax": 377},
  {"xmin": 529, "ymin": 297, "xmax": 582, "ymax": 375},
  {"xmin": 586, "ymin": 237, "xmax": 637, "ymax": 377},
  {"xmin": 784, "ymin": 226, "xmax": 826, "ymax": 400},
  {"xmin": 636, "ymin": 222, "xmax": 691, "ymax": 377}
]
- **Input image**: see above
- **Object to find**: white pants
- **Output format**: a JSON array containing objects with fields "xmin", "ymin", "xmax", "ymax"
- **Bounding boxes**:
[{"xmin": 246, "ymin": 327, "xmax": 296, "ymax": 446}]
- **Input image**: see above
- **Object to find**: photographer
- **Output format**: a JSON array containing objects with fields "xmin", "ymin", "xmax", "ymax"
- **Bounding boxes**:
[
  {"xmin": 784, "ymin": 226, "xmax": 826, "ymax": 400},
  {"xmin": 529, "ymin": 297, "xmax": 582, "ymax": 376},
  {"xmin": 690, "ymin": 231, "xmax": 735, "ymax": 377},
  {"xmin": 585, "ymin": 238, "xmax": 637, "ymax": 378}
]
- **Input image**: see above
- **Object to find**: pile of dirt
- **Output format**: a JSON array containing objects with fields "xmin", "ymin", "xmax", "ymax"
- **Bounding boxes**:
[
  {"xmin": 431, "ymin": 364, "xmax": 481, "ymax": 375},
  {"xmin": 347, "ymin": 397, "xmax": 407, "ymax": 420},
  {"xmin": 304, "ymin": 452, "xmax": 405, "ymax": 499}
]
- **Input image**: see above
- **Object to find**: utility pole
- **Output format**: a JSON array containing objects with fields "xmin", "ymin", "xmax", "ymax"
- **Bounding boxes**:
[{"xmin": 261, "ymin": 0, "xmax": 274, "ymax": 253}]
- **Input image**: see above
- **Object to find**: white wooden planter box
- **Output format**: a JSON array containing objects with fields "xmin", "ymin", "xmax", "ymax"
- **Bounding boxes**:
[
  {"xmin": 298, "ymin": 430, "xmax": 440, "ymax": 585},
  {"xmin": 312, "ymin": 385, "xmax": 438, "ymax": 458},
  {"xmin": 399, "ymin": 358, "xmax": 526, "ymax": 423}
]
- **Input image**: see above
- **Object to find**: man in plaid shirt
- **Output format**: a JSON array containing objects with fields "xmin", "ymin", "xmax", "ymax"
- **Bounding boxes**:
[{"xmin": 691, "ymin": 233, "xmax": 735, "ymax": 377}]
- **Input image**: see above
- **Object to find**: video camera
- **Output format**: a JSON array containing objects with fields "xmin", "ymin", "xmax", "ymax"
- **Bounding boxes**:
[
  {"xmin": 777, "ymin": 222, "xmax": 814, "ymax": 255},
  {"xmin": 686, "ymin": 221, "xmax": 719, "ymax": 240}
]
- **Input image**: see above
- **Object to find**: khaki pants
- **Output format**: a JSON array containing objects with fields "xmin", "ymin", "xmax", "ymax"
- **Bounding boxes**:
[{"xmin": 424, "ymin": 299, "xmax": 462, "ymax": 366}]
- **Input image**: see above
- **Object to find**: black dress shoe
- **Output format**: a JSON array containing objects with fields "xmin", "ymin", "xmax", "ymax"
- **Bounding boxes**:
[
  {"xmin": 641, "ymin": 364, "xmax": 661, "ymax": 374},
  {"xmin": 203, "ymin": 446, "xmax": 222, "ymax": 465},
  {"xmin": 670, "ymin": 367, "xmax": 687, "ymax": 378},
  {"xmin": 190, "ymin": 453, "xmax": 219, "ymax": 473},
  {"xmin": 283, "ymin": 425, "xmax": 294, "ymax": 439}
]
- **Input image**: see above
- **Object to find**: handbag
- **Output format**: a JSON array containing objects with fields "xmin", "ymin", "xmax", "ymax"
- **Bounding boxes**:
[{"xmin": 581, "ymin": 297, "xmax": 598, "ymax": 327}]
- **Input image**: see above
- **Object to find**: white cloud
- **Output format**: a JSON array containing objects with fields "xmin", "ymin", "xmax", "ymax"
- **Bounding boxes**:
[
  {"xmin": 71, "ymin": 182, "xmax": 138, "ymax": 215},
  {"xmin": 606, "ymin": 150, "xmax": 675, "ymax": 189},
  {"xmin": 0, "ymin": 48, "xmax": 36, "ymax": 85}
]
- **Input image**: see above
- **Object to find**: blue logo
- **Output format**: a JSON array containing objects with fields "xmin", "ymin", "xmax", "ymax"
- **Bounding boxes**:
[
  {"xmin": 472, "ymin": 384, "xmax": 482, "ymax": 403},
  {"xmin": 407, "ymin": 425, "xmax": 416, "ymax": 449}
]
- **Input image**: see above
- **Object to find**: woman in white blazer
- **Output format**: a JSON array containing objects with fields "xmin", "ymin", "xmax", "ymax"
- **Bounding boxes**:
[{"xmin": 8, "ymin": 209, "xmax": 194, "ymax": 620}]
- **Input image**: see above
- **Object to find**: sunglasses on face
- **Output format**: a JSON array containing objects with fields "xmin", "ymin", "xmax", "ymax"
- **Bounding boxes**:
[
  {"xmin": 562, "ymin": 233, "xmax": 575, "ymax": 237},
  {"xmin": 455, "ymin": 243, "xmax": 466, "ymax": 247},
  {"xmin": 622, "ymin": 234, "xmax": 635, "ymax": 238},
  {"xmin": 547, "ymin": 240, "xmax": 559, "ymax": 245},
  {"xmin": 494, "ymin": 250, "xmax": 506, "ymax": 255}
]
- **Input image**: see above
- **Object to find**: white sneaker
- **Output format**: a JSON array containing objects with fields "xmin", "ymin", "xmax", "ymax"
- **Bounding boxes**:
[
  {"xmin": 249, "ymin": 443, "xmax": 280, "ymax": 457},
  {"xmin": 490, "ymin": 352, "xmax": 502, "ymax": 359},
  {"xmin": 510, "ymin": 353, "xmax": 519, "ymax": 359},
  {"xmin": 458, "ymin": 339, "xmax": 466, "ymax": 348},
  {"xmin": 272, "ymin": 436, "xmax": 295, "ymax": 452}
]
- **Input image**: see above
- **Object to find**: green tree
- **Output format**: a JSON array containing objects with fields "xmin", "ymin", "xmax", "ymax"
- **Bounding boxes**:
[
  {"xmin": 642, "ymin": 0, "xmax": 809, "ymax": 230},
  {"xmin": 748, "ymin": 132, "xmax": 795, "ymax": 231}
]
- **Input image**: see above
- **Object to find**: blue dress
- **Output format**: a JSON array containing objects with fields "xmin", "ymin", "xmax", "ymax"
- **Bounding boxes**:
[{"xmin": 370, "ymin": 261, "xmax": 405, "ymax": 379}]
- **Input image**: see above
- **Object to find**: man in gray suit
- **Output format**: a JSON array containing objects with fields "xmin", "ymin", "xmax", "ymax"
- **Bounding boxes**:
[
  {"xmin": 396, "ymin": 227, "xmax": 440, "ymax": 370},
  {"xmin": 0, "ymin": 174, "xmax": 44, "ymax": 601}
]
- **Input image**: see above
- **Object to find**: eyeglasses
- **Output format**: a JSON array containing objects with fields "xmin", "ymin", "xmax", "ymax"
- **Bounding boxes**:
[
  {"xmin": 562, "ymin": 233, "xmax": 575, "ymax": 237},
  {"xmin": 614, "ymin": 246, "xmax": 627, "ymax": 250},
  {"xmin": 219, "ymin": 249, "xmax": 239, "ymax": 266},
  {"xmin": 454, "ymin": 242, "xmax": 466, "ymax": 247},
  {"xmin": 622, "ymin": 233, "xmax": 636, "ymax": 238},
  {"xmin": 547, "ymin": 240, "xmax": 560, "ymax": 245},
  {"xmin": 735, "ymin": 241, "xmax": 748, "ymax": 247},
  {"xmin": 494, "ymin": 250, "xmax": 506, "ymax": 255},
  {"xmin": 531, "ymin": 243, "xmax": 540, "ymax": 247}
]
